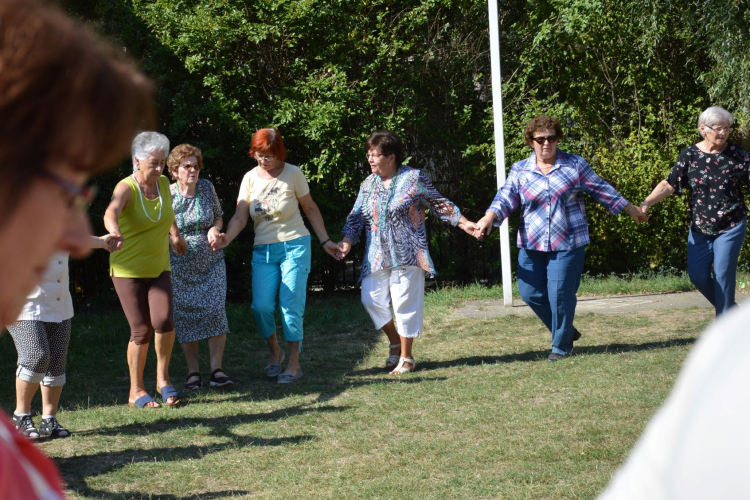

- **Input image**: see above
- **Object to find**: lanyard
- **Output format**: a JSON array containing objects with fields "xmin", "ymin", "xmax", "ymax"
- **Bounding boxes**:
[
  {"xmin": 132, "ymin": 174, "xmax": 162, "ymax": 223},
  {"xmin": 175, "ymin": 187, "xmax": 200, "ymax": 255},
  {"xmin": 365, "ymin": 168, "xmax": 399, "ymax": 230}
]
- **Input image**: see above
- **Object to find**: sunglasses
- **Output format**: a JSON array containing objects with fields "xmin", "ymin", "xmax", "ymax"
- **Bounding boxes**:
[
  {"xmin": 39, "ymin": 170, "xmax": 97, "ymax": 212},
  {"xmin": 532, "ymin": 135, "xmax": 558, "ymax": 144}
]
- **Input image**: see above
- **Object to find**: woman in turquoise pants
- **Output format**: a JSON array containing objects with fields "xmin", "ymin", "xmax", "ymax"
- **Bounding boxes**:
[{"xmin": 213, "ymin": 128, "xmax": 342, "ymax": 383}]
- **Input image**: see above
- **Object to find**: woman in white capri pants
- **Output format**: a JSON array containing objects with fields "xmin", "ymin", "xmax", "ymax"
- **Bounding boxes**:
[{"xmin": 339, "ymin": 131, "xmax": 477, "ymax": 374}]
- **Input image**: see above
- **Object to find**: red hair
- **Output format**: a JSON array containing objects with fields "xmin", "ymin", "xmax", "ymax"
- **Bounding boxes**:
[{"xmin": 249, "ymin": 128, "xmax": 286, "ymax": 161}]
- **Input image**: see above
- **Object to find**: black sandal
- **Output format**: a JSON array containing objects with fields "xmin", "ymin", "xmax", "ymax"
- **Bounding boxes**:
[
  {"xmin": 184, "ymin": 372, "xmax": 202, "ymax": 391},
  {"xmin": 210, "ymin": 368, "xmax": 234, "ymax": 388}
]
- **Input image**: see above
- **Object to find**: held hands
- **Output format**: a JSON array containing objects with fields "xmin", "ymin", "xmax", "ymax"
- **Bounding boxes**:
[
  {"xmin": 323, "ymin": 240, "xmax": 345, "ymax": 261},
  {"xmin": 627, "ymin": 204, "xmax": 648, "ymax": 224},
  {"xmin": 99, "ymin": 233, "xmax": 122, "ymax": 253},
  {"xmin": 456, "ymin": 218, "xmax": 479, "ymax": 236},
  {"xmin": 170, "ymin": 233, "xmax": 188, "ymax": 255},
  {"xmin": 337, "ymin": 240, "xmax": 352, "ymax": 259},
  {"xmin": 473, "ymin": 212, "xmax": 497, "ymax": 239},
  {"xmin": 209, "ymin": 231, "xmax": 228, "ymax": 251}
]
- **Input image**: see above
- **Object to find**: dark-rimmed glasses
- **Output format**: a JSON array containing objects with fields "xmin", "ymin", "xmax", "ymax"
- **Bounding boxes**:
[
  {"xmin": 180, "ymin": 163, "xmax": 201, "ymax": 171},
  {"xmin": 38, "ymin": 170, "xmax": 97, "ymax": 212},
  {"xmin": 366, "ymin": 153, "xmax": 385, "ymax": 160},
  {"xmin": 532, "ymin": 135, "xmax": 558, "ymax": 144}
]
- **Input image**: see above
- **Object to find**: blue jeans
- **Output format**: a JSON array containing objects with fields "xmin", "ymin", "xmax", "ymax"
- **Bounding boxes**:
[
  {"xmin": 687, "ymin": 219, "xmax": 747, "ymax": 316},
  {"xmin": 517, "ymin": 247, "xmax": 586, "ymax": 356},
  {"xmin": 251, "ymin": 236, "xmax": 311, "ymax": 349}
]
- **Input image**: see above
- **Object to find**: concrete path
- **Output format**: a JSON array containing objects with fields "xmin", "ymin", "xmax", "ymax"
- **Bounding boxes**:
[{"xmin": 451, "ymin": 290, "xmax": 749, "ymax": 320}]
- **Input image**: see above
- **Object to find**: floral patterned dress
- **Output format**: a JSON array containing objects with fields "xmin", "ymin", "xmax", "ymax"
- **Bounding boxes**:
[
  {"xmin": 342, "ymin": 165, "xmax": 461, "ymax": 282},
  {"xmin": 666, "ymin": 144, "xmax": 750, "ymax": 235},
  {"xmin": 169, "ymin": 178, "xmax": 230, "ymax": 343}
]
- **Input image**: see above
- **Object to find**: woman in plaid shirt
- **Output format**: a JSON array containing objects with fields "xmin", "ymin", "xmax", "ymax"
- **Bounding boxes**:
[{"xmin": 475, "ymin": 116, "xmax": 645, "ymax": 361}]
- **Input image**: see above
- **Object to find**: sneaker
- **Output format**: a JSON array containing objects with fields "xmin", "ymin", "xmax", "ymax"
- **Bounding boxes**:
[
  {"xmin": 547, "ymin": 353, "xmax": 566, "ymax": 362},
  {"xmin": 39, "ymin": 417, "xmax": 70, "ymax": 439},
  {"xmin": 12, "ymin": 414, "xmax": 40, "ymax": 440}
]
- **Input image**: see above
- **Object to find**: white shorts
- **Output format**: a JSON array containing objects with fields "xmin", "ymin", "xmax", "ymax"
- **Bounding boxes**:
[{"xmin": 361, "ymin": 266, "xmax": 426, "ymax": 338}]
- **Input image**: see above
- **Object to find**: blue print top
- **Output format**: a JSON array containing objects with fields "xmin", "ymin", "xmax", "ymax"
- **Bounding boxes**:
[{"xmin": 342, "ymin": 165, "xmax": 461, "ymax": 281}]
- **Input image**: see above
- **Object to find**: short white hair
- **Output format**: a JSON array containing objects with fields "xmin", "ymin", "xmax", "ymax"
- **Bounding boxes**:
[
  {"xmin": 131, "ymin": 131, "xmax": 169, "ymax": 171},
  {"xmin": 698, "ymin": 106, "xmax": 734, "ymax": 132}
]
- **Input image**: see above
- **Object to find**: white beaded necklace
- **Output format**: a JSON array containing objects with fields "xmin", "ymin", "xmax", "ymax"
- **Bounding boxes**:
[{"xmin": 132, "ymin": 173, "xmax": 162, "ymax": 223}]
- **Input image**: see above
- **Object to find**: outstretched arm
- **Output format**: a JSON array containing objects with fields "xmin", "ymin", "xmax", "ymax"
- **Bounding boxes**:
[
  {"xmin": 211, "ymin": 200, "xmax": 249, "ymax": 251},
  {"xmin": 298, "ymin": 193, "xmax": 343, "ymax": 260}
]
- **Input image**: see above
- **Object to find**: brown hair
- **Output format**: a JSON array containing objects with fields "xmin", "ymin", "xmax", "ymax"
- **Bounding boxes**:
[
  {"xmin": 366, "ymin": 131, "xmax": 405, "ymax": 166},
  {"xmin": 0, "ymin": 0, "xmax": 153, "ymax": 218},
  {"xmin": 249, "ymin": 128, "xmax": 287, "ymax": 162},
  {"xmin": 523, "ymin": 116, "xmax": 564, "ymax": 147},
  {"xmin": 167, "ymin": 144, "xmax": 204, "ymax": 179}
]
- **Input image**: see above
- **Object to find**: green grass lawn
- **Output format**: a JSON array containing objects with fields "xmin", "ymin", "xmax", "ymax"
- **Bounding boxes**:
[{"xmin": 0, "ymin": 286, "xmax": 715, "ymax": 499}]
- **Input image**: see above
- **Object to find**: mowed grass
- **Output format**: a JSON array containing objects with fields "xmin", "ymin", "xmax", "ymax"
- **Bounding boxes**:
[{"xmin": 0, "ymin": 289, "xmax": 714, "ymax": 499}]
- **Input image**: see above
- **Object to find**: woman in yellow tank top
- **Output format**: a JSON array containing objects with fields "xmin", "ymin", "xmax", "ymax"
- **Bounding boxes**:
[{"xmin": 104, "ymin": 132, "xmax": 187, "ymax": 408}]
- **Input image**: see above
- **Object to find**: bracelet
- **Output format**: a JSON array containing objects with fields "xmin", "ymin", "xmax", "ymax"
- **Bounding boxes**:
[{"xmin": 321, "ymin": 238, "xmax": 331, "ymax": 246}]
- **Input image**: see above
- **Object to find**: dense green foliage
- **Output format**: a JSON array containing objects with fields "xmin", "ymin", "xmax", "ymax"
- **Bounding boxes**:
[{"xmin": 55, "ymin": 0, "xmax": 750, "ymax": 303}]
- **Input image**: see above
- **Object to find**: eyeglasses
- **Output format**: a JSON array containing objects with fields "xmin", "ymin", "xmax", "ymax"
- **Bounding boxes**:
[
  {"xmin": 532, "ymin": 135, "xmax": 558, "ymax": 144},
  {"xmin": 180, "ymin": 163, "xmax": 201, "ymax": 171},
  {"xmin": 39, "ymin": 170, "xmax": 97, "ymax": 212},
  {"xmin": 254, "ymin": 153, "xmax": 276, "ymax": 163},
  {"xmin": 365, "ymin": 153, "xmax": 385, "ymax": 160},
  {"xmin": 705, "ymin": 125, "xmax": 733, "ymax": 134}
]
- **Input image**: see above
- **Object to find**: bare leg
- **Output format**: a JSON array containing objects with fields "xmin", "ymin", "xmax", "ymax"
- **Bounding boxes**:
[
  {"xmin": 283, "ymin": 341, "xmax": 301, "ymax": 375},
  {"xmin": 15, "ymin": 378, "xmax": 39, "ymax": 414},
  {"xmin": 208, "ymin": 334, "xmax": 227, "ymax": 373},
  {"xmin": 154, "ymin": 330, "xmax": 176, "ymax": 403},
  {"xmin": 128, "ymin": 340, "xmax": 159, "ymax": 407},
  {"xmin": 382, "ymin": 320, "xmax": 401, "ymax": 357},
  {"xmin": 40, "ymin": 385, "xmax": 63, "ymax": 416},
  {"xmin": 181, "ymin": 340, "xmax": 201, "ymax": 385},
  {"xmin": 266, "ymin": 332, "xmax": 282, "ymax": 365}
]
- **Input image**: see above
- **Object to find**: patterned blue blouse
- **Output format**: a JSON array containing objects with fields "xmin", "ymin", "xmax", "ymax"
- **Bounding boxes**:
[{"xmin": 342, "ymin": 165, "xmax": 462, "ymax": 281}]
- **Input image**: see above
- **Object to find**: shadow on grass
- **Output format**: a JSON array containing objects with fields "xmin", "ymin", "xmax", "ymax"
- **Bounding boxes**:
[
  {"xmin": 401, "ymin": 337, "xmax": 698, "ymax": 372},
  {"xmin": 68, "ymin": 490, "xmax": 250, "ymax": 500}
]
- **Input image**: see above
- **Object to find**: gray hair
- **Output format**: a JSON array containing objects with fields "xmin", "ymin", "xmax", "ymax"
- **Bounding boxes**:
[
  {"xmin": 698, "ymin": 106, "xmax": 734, "ymax": 136},
  {"xmin": 131, "ymin": 131, "xmax": 170, "ymax": 171}
]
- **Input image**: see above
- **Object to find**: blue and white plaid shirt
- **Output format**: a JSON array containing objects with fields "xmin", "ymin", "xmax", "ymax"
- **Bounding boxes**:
[{"xmin": 488, "ymin": 150, "xmax": 629, "ymax": 251}]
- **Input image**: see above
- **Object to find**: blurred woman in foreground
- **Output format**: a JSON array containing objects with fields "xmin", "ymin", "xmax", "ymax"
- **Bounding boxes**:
[{"xmin": 0, "ymin": 0, "xmax": 153, "ymax": 497}]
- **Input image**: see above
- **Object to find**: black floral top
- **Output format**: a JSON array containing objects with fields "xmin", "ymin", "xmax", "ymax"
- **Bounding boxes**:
[{"xmin": 666, "ymin": 144, "xmax": 750, "ymax": 235}]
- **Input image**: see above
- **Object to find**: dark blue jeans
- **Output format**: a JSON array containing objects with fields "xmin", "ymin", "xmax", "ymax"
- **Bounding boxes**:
[
  {"xmin": 517, "ymin": 247, "xmax": 586, "ymax": 356},
  {"xmin": 687, "ymin": 219, "xmax": 747, "ymax": 316}
]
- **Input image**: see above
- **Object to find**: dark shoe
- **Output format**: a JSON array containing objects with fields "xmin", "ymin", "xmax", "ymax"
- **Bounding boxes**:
[
  {"xmin": 184, "ymin": 372, "xmax": 202, "ymax": 391},
  {"xmin": 39, "ymin": 417, "xmax": 70, "ymax": 439},
  {"xmin": 12, "ymin": 414, "xmax": 40, "ymax": 440},
  {"xmin": 547, "ymin": 353, "xmax": 566, "ymax": 362},
  {"xmin": 210, "ymin": 368, "xmax": 234, "ymax": 388},
  {"xmin": 572, "ymin": 327, "xmax": 581, "ymax": 343}
]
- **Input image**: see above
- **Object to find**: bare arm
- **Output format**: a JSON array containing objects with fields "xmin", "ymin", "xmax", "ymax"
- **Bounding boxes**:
[
  {"xmin": 298, "ymin": 193, "xmax": 342, "ymax": 260},
  {"xmin": 103, "ymin": 182, "xmax": 131, "ymax": 251},
  {"xmin": 642, "ymin": 180, "xmax": 676, "ymax": 212},
  {"xmin": 212, "ymin": 200, "xmax": 249, "ymax": 250}
]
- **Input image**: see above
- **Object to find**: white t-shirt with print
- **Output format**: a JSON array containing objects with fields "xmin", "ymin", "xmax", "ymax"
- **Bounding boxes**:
[{"xmin": 237, "ymin": 163, "xmax": 311, "ymax": 245}]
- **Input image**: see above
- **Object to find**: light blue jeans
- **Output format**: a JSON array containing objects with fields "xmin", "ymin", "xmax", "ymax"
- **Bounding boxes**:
[
  {"xmin": 251, "ymin": 236, "xmax": 311, "ymax": 350},
  {"xmin": 688, "ymin": 219, "xmax": 747, "ymax": 316},
  {"xmin": 517, "ymin": 246, "xmax": 586, "ymax": 356}
]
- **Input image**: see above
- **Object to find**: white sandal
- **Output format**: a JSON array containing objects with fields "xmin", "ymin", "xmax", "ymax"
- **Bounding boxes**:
[
  {"xmin": 385, "ymin": 343, "xmax": 401, "ymax": 369},
  {"xmin": 389, "ymin": 356, "xmax": 416, "ymax": 375}
]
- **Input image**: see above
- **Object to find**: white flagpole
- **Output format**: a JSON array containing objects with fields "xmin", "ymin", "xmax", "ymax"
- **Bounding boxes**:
[{"xmin": 488, "ymin": 0, "xmax": 513, "ymax": 306}]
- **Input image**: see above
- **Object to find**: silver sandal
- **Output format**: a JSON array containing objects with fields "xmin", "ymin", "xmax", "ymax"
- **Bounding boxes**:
[{"xmin": 385, "ymin": 343, "xmax": 401, "ymax": 369}]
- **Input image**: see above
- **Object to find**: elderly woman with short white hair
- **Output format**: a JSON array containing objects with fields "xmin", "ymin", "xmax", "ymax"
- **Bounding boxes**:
[
  {"xmin": 641, "ymin": 106, "xmax": 750, "ymax": 316},
  {"xmin": 104, "ymin": 131, "xmax": 187, "ymax": 408}
]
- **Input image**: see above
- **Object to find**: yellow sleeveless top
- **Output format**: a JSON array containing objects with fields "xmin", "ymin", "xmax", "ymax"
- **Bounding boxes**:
[{"xmin": 109, "ymin": 175, "xmax": 174, "ymax": 278}]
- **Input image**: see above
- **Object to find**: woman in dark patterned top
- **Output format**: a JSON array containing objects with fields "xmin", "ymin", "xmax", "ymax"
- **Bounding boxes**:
[
  {"xmin": 338, "ymin": 131, "xmax": 478, "ymax": 374},
  {"xmin": 641, "ymin": 106, "xmax": 750, "ymax": 316}
]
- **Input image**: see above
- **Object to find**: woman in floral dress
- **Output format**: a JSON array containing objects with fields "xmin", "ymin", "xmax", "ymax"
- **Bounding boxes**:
[{"xmin": 168, "ymin": 144, "xmax": 232, "ymax": 389}]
